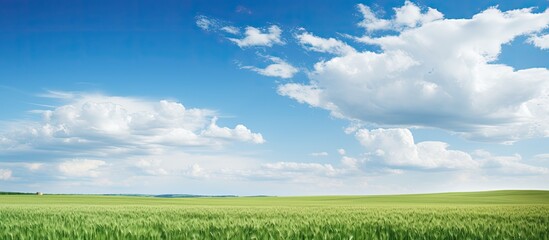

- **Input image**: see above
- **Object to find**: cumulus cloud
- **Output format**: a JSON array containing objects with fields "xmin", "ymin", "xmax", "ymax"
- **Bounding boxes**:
[
  {"xmin": 280, "ymin": 4, "xmax": 549, "ymax": 143},
  {"xmin": 228, "ymin": 25, "xmax": 284, "ymax": 47},
  {"xmin": 0, "ymin": 91, "xmax": 269, "ymax": 189},
  {"xmin": 350, "ymin": 127, "xmax": 547, "ymax": 175},
  {"xmin": 0, "ymin": 91, "xmax": 274, "ymax": 192},
  {"xmin": 356, "ymin": 128, "xmax": 478, "ymax": 169},
  {"xmin": 296, "ymin": 30, "xmax": 356, "ymax": 55},
  {"xmin": 0, "ymin": 169, "xmax": 12, "ymax": 180},
  {"xmin": 528, "ymin": 33, "xmax": 549, "ymax": 49},
  {"xmin": 58, "ymin": 159, "xmax": 106, "ymax": 178},
  {"xmin": 202, "ymin": 117, "xmax": 265, "ymax": 144},
  {"xmin": 0, "ymin": 92, "xmax": 264, "ymax": 156},
  {"xmin": 242, "ymin": 56, "xmax": 298, "ymax": 78},
  {"xmin": 357, "ymin": 4, "xmax": 391, "ymax": 32}
]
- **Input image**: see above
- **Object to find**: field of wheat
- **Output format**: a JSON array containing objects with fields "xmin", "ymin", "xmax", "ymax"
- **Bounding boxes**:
[{"xmin": 1, "ymin": 190, "xmax": 548, "ymax": 239}]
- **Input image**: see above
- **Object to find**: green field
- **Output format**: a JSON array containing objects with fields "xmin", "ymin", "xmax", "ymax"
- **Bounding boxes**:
[{"xmin": 1, "ymin": 190, "xmax": 548, "ymax": 239}]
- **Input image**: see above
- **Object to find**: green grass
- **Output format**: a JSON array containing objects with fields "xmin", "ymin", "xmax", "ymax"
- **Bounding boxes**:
[{"xmin": 1, "ymin": 190, "xmax": 548, "ymax": 239}]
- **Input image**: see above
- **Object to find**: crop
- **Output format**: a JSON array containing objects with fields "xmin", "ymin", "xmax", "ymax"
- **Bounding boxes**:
[{"xmin": 0, "ymin": 190, "xmax": 548, "ymax": 239}]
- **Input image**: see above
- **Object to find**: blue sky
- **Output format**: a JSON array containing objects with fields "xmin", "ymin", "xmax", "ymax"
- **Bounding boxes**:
[{"xmin": 1, "ymin": 0, "xmax": 549, "ymax": 195}]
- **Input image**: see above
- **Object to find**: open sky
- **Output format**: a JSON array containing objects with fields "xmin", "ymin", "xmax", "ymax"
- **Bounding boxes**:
[{"xmin": 1, "ymin": 0, "xmax": 549, "ymax": 195}]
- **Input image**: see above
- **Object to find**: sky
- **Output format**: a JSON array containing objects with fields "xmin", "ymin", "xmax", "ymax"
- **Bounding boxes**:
[{"xmin": 1, "ymin": 0, "xmax": 549, "ymax": 195}]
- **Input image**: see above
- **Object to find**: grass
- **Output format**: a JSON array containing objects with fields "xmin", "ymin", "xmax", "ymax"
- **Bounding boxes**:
[{"xmin": 0, "ymin": 190, "xmax": 548, "ymax": 239}]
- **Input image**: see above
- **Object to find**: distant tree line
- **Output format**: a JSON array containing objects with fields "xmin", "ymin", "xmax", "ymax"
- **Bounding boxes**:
[{"xmin": 0, "ymin": 192, "xmax": 34, "ymax": 195}]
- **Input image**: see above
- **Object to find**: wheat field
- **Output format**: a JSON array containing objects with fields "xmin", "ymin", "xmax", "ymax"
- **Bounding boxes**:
[{"xmin": 0, "ymin": 190, "xmax": 548, "ymax": 239}]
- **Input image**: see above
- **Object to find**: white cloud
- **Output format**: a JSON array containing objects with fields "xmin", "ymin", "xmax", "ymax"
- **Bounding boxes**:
[
  {"xmin": 337, "ymin": 148, "xmax": 346, "ymax": 155},
  {"xmin": 262, "ymin": 162, "xmax": 340, "ymax": 177},
  {"xmin": 356, "ymin": 128, "xmax": 478, "ymax": 169},
  {"xmin": 221, "ymin": 26, "xmax": 240, "ymax": 35},
  {"xmin": 195, "ymin": 16, "xmax": 283, "ymax": 48},
  {"xmin": 277, "ymin": 83, "xmax": 323, "ymax": 107},
  {"xmin": 534, "ymin": 153, "xmax": 549, "ymax": 160},
  {"xmin": 213, "ymin": 158, "xmax": 372, "ymax": 187},
  {"xmin": 392, "ymin": 1, "xmax": 443, "ymax": 29},
  {"xmin": 0, "ymin": 92, "xmax": 264, "ymax": 155},
  {"xmin": 201, "ymin": 117, "xmax": 265, "ymax": 144},
  {"xmin": 357, "ymin": 1, "xmax": 443, "ymax": 32},
  {"xmin": 281, "ymin": 5, "xmax": 549, "ymax": 142},
  {"xmin": 341, "ymin": 156, "xmax": 359, "ymax": 169},
  {"xmin": 352, "ymin": 127, "xmax": 548, "ymax": 175},
  {"xmin": 195, "ymin": 15, "xmax": 218, "ymax": 31},
  {"xmin": 195, "ymin": 15, "xmax": 239, "ymax": 35},
  {"xmin": 211, "ymin": 161, "xmax": 365, "ymax": 191},
  {"xmin": 186, "ymin": 163, "xmax": 209, "ymax": 178},
  {"xmin": 296, "ymin": 31, "xmax": 356, "ymax": 55},
  {"xmin": 310, "ymin": 152, "xmax": 328, "ymax": 157},
  {"xmin": 228, "ymin": 25, "xmax": 284, "ymax": 47},
  {"xmin": 242, "ymin": 56, "xmax": 298, "ymax": 79},
  {"xmin": 0, "ymin": 92, "xmax": 267, "ymax": 187},
  {"xmin": 135, "ymin": 159, "xmax": 168, "ymax": 176},
  {"xmin": 474, "ymin": 150, "xmax": 549, "ymax": 175},
  {"xmin": 383, "ymin": 168, "xmax": 404, "ymax": 175},
  {"xmin": 357, "ymin": 4, "xmax": 391, "ymax": 32},
  {"xmin": 25, "ymin": 163, "xmax": 43, "ymax": 171},
  {"xmin": 58, "ymin": 159, "xmax": 106, "ymax": 178},
  {"xmin": 528, "ymin": 33, "xmax": 549, "ymax": 49},
  {"xmin": 0, "ymin": 169, "xmax": 12, "ymax": 180}
]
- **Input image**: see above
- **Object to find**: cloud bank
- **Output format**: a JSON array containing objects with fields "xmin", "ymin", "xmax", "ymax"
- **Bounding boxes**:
[
  {"xmin": 1, "ymin": 92, "xmax": 264, "ymax": 156},
  {"xmin": 0, "ymin": 92, "xmax": 267, "ymax": 190}
]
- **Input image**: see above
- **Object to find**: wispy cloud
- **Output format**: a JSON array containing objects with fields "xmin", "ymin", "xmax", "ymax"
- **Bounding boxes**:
[
  {"xmin": 195, "ymin": 15, "xmax": 218, "ymax": 31},
  {"xmin": 296, "ymin": 30, "xmax": 356, "ymax": 55},
  {"xmin": 357, "ymin": 1, "xmax": 443, "ymax": 32},
  {"xmin": 195, "ymin": 15, "xmax": 283, "ymax": 48},
  {"xmin": 310, "ymin": 152, "xmax": 328, "ymax": 157},
  {"xmin": 221, "ymin": 26, "xmax": 239, "ymax": 35},
  {"xmin": 241, "ymin": 56, "xmax": 298, "ymax": 78},
  {"xmin": 528, "ymin": 33, "xmax": 549, "ymax": 49},
  {"xmin": 0, "ymin": 169, "xmax": 12, "ymax": 180}
]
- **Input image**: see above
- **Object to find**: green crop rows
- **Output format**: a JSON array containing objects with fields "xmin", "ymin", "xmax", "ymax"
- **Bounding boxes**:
[{"xmin": 1, "ymin": 190, "xmax": 548, "ymax": 239}]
